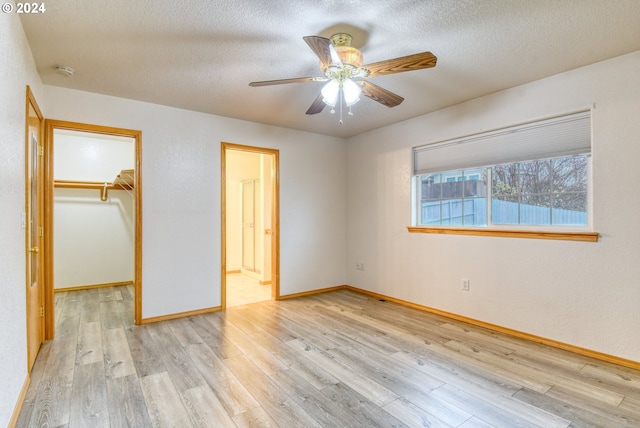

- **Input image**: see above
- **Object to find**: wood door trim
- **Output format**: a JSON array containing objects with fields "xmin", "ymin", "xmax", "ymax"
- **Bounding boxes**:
[
  {"xmin": 221, "ymin": 142, "xmax": 280, "ymax": 309},
  {"xmin": 25, "ymin": 86, "xmax": 44, "ymax": 372},
  {"xmin": 44, "ymin": 119, "xmax": 143, "ymax": 338}
]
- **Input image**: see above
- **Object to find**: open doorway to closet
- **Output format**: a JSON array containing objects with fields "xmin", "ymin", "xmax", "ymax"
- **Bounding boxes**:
[
  {"xmin": 44, "ymin": 120, "xmax": 142, "ymax": 338},
  {"xmin": 221, "ymin": 143, "xmax": 279, "ymax": 308}
]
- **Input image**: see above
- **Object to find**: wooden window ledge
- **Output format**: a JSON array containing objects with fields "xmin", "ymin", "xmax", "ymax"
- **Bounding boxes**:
[{"xmin": 407, "ymin": 226, "xmax": 598, "ymax": 242}]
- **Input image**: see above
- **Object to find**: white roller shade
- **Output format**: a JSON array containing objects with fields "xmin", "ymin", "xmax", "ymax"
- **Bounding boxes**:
[{"xmin": 414, "ymin": 111, "xmax": 591, "ymax": 175}]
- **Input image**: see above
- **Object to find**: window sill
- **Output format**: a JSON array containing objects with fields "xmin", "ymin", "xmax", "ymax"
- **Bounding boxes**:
[{"xmin": 407, "ymin": 226, "xmax": 599, "ymax": 242}]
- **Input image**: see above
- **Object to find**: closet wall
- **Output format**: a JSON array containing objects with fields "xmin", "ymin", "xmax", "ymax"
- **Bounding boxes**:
[{"xmin": 53, "ymin": 130, "xmax": 135, "ymax": 289}]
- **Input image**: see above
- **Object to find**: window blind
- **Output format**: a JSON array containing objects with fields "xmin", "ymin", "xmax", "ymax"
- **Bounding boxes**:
[{"xmin": 413, "ymin": 111, "xmax": 591, "ymax": 175}]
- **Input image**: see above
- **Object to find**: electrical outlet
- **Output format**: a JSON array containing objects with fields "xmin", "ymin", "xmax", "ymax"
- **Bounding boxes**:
[
  {"xmin": 356, "ymin": 262, "xmax": 365, "ymax": 271},
  {"xmin": 462, "ymin": 279, "xmax": 470, "ymax": 291}
]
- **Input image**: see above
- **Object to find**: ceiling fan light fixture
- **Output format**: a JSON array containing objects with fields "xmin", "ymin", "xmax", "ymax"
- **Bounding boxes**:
[
  {"xmin": 321, "ymin": 79, "xmax": 340, "ymax": 106},
  {"xmin": 343, "ymin": 78, "xmax": 362, "ymax": 106},
  {"xmin": 249, "ymin": 32, "xmax": 437, "ymax": 124}
]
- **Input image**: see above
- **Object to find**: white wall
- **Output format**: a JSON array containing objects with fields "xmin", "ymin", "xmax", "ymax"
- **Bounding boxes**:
[
  {"xmin": 0, "ymin": 10, "xmax": 43, "ymax": 427},
  {"xmin": 54, "ymin": 132, "xmax": 135, "ymax": 289},
  {"xmin": 54, "ymin": 188, "xmax": 134, "ymax": 288},
  {"xmin": 53, "ymin": 131, "xmax": 134, "ymax": 181},
  {"xmin": 346, "ymin": 51, "xmax": 640, "ymax": 362},
  {"xmin": 43, "ymin": 85, "xmax": 348, "ymax": 319}
]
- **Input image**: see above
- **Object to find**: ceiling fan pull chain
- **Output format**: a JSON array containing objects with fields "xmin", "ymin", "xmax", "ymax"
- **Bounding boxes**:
[{"xmin": 339, "ymin": 89, "xmax": 344, "ymax": 125}]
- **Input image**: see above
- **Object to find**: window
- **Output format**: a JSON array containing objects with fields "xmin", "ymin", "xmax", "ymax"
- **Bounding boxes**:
[
  {"xmin": 420, "ymin": 168, "xmax": 488, "ymax": 226},
  {"xmin": 413, "ymin": 111, "xmax": 592, "ymax": 231},
  {"xmin": 492, "ymin": 156, "xmax": 587, "ymax": 226},
  {"xmin": 419, "ymin": 154, "xmax": 588, "ymax": 227}
]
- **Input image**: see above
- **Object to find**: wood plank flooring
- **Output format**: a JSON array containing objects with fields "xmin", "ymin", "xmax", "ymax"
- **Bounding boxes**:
[{"xmin": 16, "ymin": 285, "xmax": 640, "ymax": 427}]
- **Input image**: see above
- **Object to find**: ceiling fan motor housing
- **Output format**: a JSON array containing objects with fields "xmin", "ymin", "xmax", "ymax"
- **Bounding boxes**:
[
  {"xmin": 331, "ymin": 33, "xmax": 363, "ymax": 67},
  {"xmin": 323, "ymin": 33, "xmax": 365, "ymax": 80}
]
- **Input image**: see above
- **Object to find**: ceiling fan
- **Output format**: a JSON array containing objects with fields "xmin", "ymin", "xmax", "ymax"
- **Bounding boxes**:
[{"xmin": 249, "ymin": 33, "xmax": 437, "ymax": 123}]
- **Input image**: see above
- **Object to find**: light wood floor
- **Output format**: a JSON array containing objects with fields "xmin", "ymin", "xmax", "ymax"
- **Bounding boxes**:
[
  {"xmin": 227, "ymin": 273, "xmax": 271, "ymax": 308},
  {"xmin": 16, "ymin": 285, "xmax": 640, "ymax": 427}
]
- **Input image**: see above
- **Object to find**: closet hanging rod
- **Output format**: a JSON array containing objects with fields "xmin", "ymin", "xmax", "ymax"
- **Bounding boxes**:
[
  {"xmin": 53, "ymin": 180, "xmax": 132, "ymax": 190},
  {"xmin": 54, "ymin": 169, "xmax": 135, "ymax": 191}
]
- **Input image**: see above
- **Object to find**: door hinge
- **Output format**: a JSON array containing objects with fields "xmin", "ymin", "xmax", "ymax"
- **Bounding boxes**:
[
  {"xmin": 38, "ymin": 146, "xmax": 44, "ymax": 156},
  {"xmin": 40, "ymin": 306, "xmax": 44, "ymax": 317},
  {"xmin": 38, "ymin": 225, "xmax": 44, "ymax": 237}
]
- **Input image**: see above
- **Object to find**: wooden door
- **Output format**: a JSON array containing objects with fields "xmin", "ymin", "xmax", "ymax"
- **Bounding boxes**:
[{"xmin": 26, "ymin": 87, "xmax": 45, "ymax": 371}]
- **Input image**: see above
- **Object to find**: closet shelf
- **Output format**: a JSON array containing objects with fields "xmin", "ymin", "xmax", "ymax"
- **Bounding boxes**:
[{"xmin": 113, "ymin": 169, "xmax": 135, "ymax": 189}]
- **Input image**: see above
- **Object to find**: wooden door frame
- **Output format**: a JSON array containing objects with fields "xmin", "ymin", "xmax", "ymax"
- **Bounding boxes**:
[
  {"xmin": 43, "ymin": 120, "xmax": 143, "ymax": 338},
  {"xmin": 221, "ymin": 142, "xmax": 280, "ymax": 308},
  {"xmin": 25, "ymin": 86, "xmax": 44, "ymax": 371}
]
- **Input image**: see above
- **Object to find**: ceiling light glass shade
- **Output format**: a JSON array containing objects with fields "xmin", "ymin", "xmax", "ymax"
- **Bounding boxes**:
[
  {"xmin": 321, "ymin": 79, "xmax": 340, "ymax": 106},
  {"xmin": 343, "ymin": 79, "xmax": 362, "ymax": 106}
]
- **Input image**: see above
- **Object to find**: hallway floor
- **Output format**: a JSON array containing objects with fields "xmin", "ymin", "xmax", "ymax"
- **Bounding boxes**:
[{"xmin": 226, "ymin": 273, "xmax": 271, "ymax": 308}]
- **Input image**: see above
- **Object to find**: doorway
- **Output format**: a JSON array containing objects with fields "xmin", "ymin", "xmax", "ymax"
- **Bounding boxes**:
[
  {"xmin": 221, "ymin": 143, "xmax": 279, "ymax": 308},
  {"xmin": 44, "ymin": 120, "xmax": 142, "ymax": 337}
]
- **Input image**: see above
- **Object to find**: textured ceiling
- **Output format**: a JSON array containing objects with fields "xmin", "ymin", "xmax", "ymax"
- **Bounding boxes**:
[{"xmin": 20, "ymin": 0, "xmax": 640, "ymax": 138}]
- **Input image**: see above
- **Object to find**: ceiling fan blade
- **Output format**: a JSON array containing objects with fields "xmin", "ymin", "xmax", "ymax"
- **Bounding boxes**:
[
  {"xmin": 364, "ymin": 51, "xmax": 437, "ymax": 77},
  {"xmin": 249, "ymin": 77, "xmax": 325, "ymax": 87},
  {"xmin": 306, "ymin": 94, "xmax": 326, "ymax": 115},
  {"xmin": 303, "ymin": 36, "xmax": 343, "ymax": 69},
  {"xmin": 361, "ymin": 81, "xmax": 404, "ymax": 107}
]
